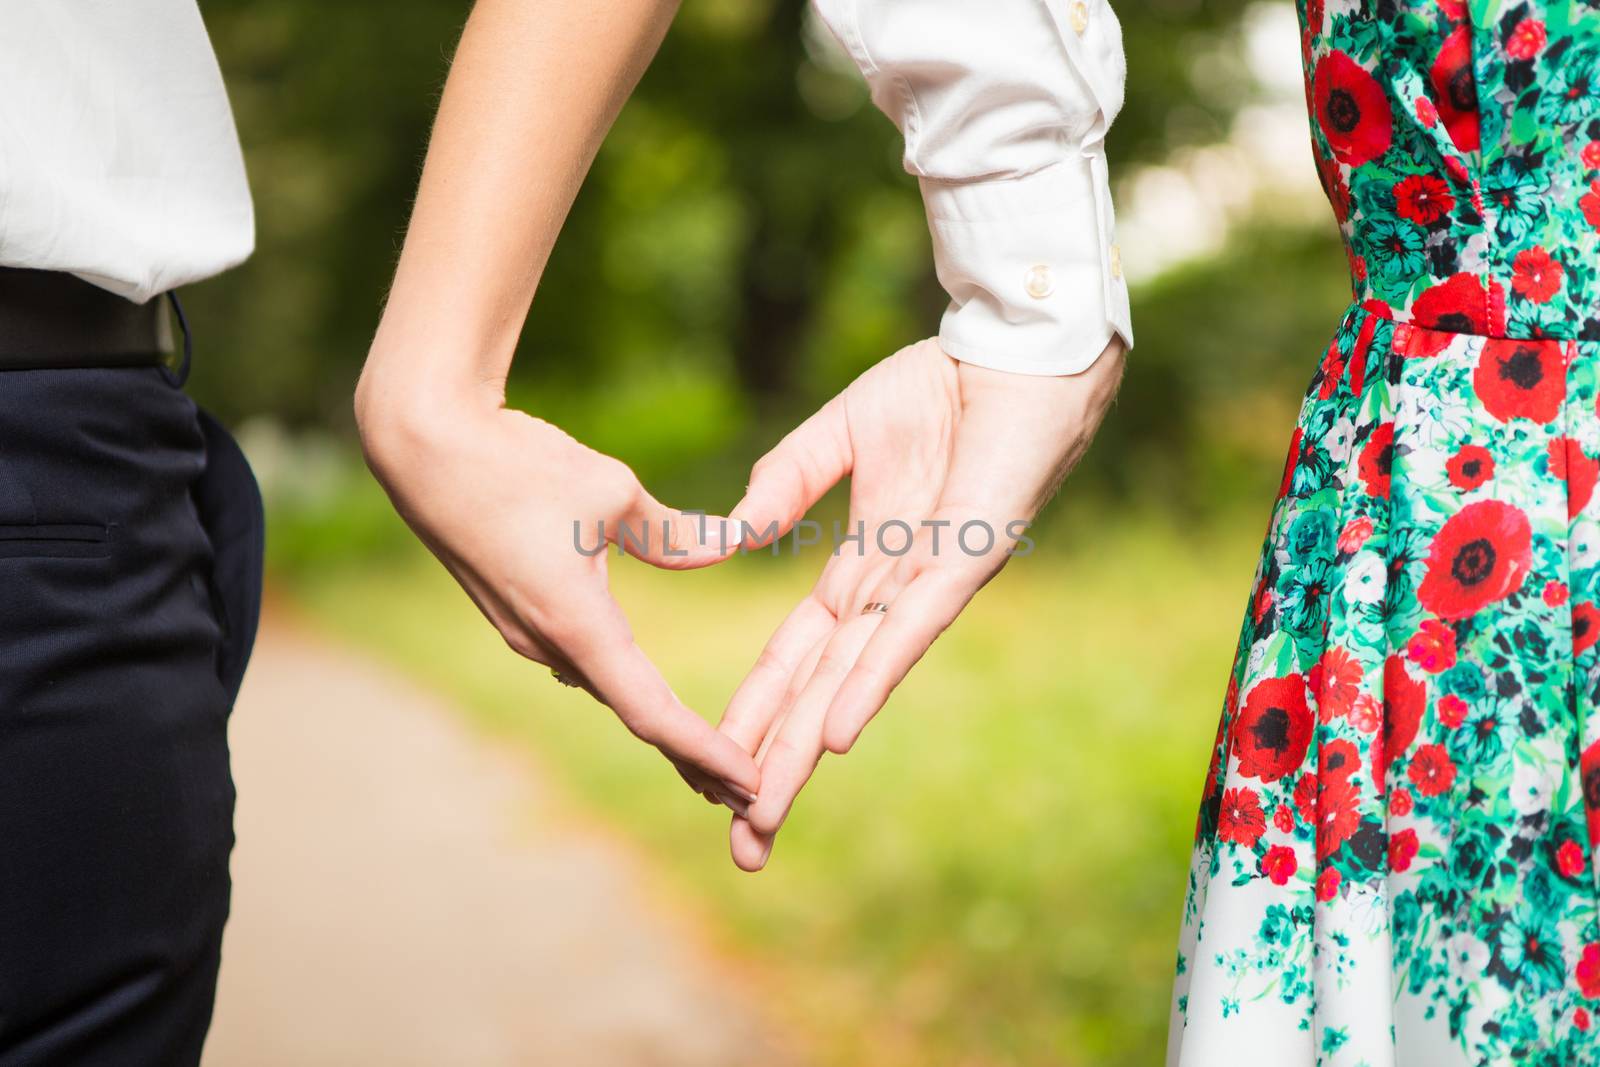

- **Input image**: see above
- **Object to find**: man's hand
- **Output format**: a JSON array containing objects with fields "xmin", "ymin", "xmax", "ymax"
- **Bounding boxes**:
[
  {"xmin": 356, "ymin": 381, "xmax": 760, "ymax": 810},
  {"xmin": 717, "ymin": 337, "xmax": 1124, "ymax": 870}
]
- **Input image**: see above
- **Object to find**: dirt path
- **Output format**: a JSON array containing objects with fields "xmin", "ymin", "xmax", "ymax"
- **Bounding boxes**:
[{"xmin": 203, "ymin": 614, "xmax": 792, "ymax": 1067}]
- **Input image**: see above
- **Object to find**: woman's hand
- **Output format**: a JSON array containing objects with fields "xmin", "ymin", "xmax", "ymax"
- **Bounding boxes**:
[
  {"xmin": 354, "ymin": 0, "xmax": 764, "ymax": 806},
  {"xmin": 356, "ymin": 376, "xmax": 761, "ymax": 809},
  {"xmin": 717, "ymin": 336, "xmax": 1125, "ymax": 870}
]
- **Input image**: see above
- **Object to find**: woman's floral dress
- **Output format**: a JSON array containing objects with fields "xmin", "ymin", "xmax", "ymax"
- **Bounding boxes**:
[{"xmin": 1166, "ymin": 1, "xmax": 1600, "ymax": 1064}]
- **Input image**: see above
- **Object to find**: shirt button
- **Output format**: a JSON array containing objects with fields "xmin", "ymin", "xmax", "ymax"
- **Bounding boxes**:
[
  {"xmin": 1069, "ymin": 1, "xmax": 1090, "ymax": 34},
  {"xmin": 1023, "ymin": 264, "xmax": 1055, "ymax": 299},
  {"xmin": 1109, "ymin": 244, "xmax": 1123, "ymax": 280}
]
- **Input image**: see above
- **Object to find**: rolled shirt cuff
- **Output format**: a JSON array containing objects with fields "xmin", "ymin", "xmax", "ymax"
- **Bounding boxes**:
[{"xmin": 921, "ymin": 153, "xmax": 1133, "ymax": 377}]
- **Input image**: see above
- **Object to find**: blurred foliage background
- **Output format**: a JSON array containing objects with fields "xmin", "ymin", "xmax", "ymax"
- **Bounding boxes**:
[{"xmin": 188, "ymin": 0, "xmax": 1357, "ymax": 1063}]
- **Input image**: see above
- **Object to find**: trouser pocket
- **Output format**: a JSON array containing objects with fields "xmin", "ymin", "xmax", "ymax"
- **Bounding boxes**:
[{"xmin": 191, "ymin": 407, "xmax": 264, "ymax": 705}]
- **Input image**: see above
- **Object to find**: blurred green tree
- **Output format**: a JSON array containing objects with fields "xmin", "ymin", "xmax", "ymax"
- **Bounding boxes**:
[{"xmin": 192, "ymin": 0, "xmax": 1347, "ymax": 511}]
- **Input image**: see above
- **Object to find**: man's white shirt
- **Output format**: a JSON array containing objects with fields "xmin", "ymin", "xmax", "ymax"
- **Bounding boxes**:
[
  {"xmin": 0, "ymin": 1, "xmax": 252, "ymax": 305},
  {"xmin": 813, "ymin": 0, "xmax": 1132, "ymax": 373}
]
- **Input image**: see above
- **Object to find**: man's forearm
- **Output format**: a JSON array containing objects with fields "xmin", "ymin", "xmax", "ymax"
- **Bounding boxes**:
[{"xmin": 359, "ymin": 0, "xmax": 679, "ymax": 425}]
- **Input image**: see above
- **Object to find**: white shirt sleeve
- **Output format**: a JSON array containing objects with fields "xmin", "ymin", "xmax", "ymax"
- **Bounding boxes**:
[{"xmin": 811, "ymin": 0, "xmax": 1133, "ymax": 374}]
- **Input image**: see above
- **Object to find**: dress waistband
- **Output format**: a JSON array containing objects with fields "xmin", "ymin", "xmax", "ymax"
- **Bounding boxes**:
[{"xmin": 1346, "ymin": 294, "xmax": 1585, "ymax": 350}]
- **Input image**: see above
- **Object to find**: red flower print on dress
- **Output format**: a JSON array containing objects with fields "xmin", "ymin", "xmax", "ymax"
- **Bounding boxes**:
[
  {"xmin": 1585, "ymin": 740, "xmax": 1600, "ymax": 847},
  {"xmin": 1274, "ymin": 805, "xmax": 1296, "ymax": 833},
  {"xmin": 1557, "ymin": 839, "xmax": 1587, "ymax": 879},
  {"xmin": 1446, "ymin": 444, "xmax": 1494, "ymax": 490},
  {"xmin": 1417, "ymin": 500, "xmax": 1533, "ymax": 619},
  {"xmin": 1314, "ymin": 51, "xmax": 1394, "ymax": 166},
  {"xmin": 1416, "ymin": 95, "xmax": 1438, "ymax": 128},
  {"xmin": 1430, "ymin": 27, "xmax": 1481, "ymax": 154},
  {"xmin": 1376, "ymin": 655, "xmax": 1426, "ymax": 787},
  {"xmin": 1437, "ymin": 694, "xmax": 1468, "ymax": 728},
  {"xmin": 1294, "ymin": 773, "xmax": 1318, "ymax": 824},
  {"xmin": 1320, "ymin": 738, "xmax": 1361, "ymax": 782},
  {"xmin": 1359, "ymin": 422, "xmax": 1395, "ymax": 497},
  {"xmin": 1474, "ymin": 339, "xmax": 1566, "ymax": 423},
  {"xmin": 1316, "ymin": 866, "xmax": 1341, "ymax": 902},
  {"xmin": 1317, "ymin": 339, "xmax": 1346, "ymax": 399},
  {"xmin": 1349, "ymin": 691, "xmax": 1382, "ymax": 734},
  {"xmin": 1279, "ymin": 426, "xmax": 1304, "ymax": 501},
  {"xmin": 1339, "ymin": 516, "xmax": 1374, "ymax": 554},
  {"xmin": 1394, "ymin": 174, "xmax": 1455, "ymax": 226},
  {"xmin": 1545, "ymin": 581, "xmax": 1570, "ymax": 607},
  {"xmin": 1201, "ymin": 707, "xmax": 1228, "ymax": 801},
  {"xmin": 1316, "ymin": 152, "xmax": 1352, "ymax": 225},
  {"xmin": 1218, "ymin": 787, "xmax": 1267, "ymax": 848},
  {"xmin": 1512, "ymin": 247, "xmax": 1563, "ymax": 303},
  {"xmin": 1407, "ymin": 619, "xmax": 1457, "ymax": 673},
  {"xmin": 1408, "ymin": 743, "xmax": 1458, "ymax": 797},
  {"xmin": 1312, "ymin": 645, "xmax": 1363, "ymax": 722},
  {"xmin": 1389, "ymin": 828, "xmax": 1420, "ymax": 872},
  {"xmin": 1579, "ymin": 1008, "xmax": 1593, "ymax": 1032},
  {"xmin": 1391, "ymin": 787, "xmax": 1414, "ymax": 816},
  {"xmin": 1548, "ymin": 437, "xmax": 1599, "ymax": 517},
  {"xmin": 1261, "ymin": 845, "xmax": 1298, "ymax": 885},
  {"xmin": 1232, "ymin": 675, "xmax": 1314, "ymax": 783},
  {"xmin": 1413, "ymin": 272, "xmax": 1501, "ymax": 335},
  {"xmin": 1506, "ymin": 18, "xmax": 1547, "ymax": 60},
  {"xmin": 1316, "ymin": 774, "xmax": 1361, "ymax": 860},
  {"xmin": 1585, "ymin": 142, "xmax": 1600, "ymax": 170},
  {"xmin": 1574, "ymin": 602, "xmax": 1600, "ymax": 656},
  {"xmin": 1579, "ymin": 943, "xmax": 1600, "ymax": 999},
  {"xmin": 1583, "ymin": 180, "xmax": 1600, "ymax": 232},
  {"xmin": 1252, "ymin": 579, "xmax": 1274, "ymax": 624}
]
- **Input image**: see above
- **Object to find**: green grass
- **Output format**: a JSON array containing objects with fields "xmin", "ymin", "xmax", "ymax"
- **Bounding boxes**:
[{"xmin": 282, "ymin": 503, "xmax": 1265, "ymax": 1067}]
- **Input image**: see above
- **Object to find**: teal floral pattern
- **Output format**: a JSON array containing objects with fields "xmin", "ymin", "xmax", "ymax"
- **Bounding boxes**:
[{"xmin": 1168, "ymin": 2, "xmax": 1600, "ymax": 1064}]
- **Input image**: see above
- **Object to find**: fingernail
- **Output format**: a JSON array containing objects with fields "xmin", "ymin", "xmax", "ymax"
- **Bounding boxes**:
[
  {"xmin": 735, "ymin": 785, "xmax": 758, "ymax": 804},
  {"xmin": 696, "ymin": 515, "xmax": 740, "ymax": 554},
  {"xmin": 715, "ymin": 791, "xmax": 750, "ymax": 818},
  {"xmin": 758, "ymin": 837, "xmax": 774, "ymax": 866}
]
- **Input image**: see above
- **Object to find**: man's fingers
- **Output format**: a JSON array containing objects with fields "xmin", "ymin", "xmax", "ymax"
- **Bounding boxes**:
[
  {"xmin": 566, "ymin": 607, "xmax": 761, "ymax": 801},
  {"xmin": 732, "ymin": 614, "xmax": 876, "ymax": 863},
  {"xmin": 821, "ymin": 572, "xmax": 976, "ymax": 755},
  {"xmin": 728, "ymin": 395, "xmax": 851, "ymax": 548},
  {"xmin": 744, "ymin": 615, "xmax": 879, "ymax": 836},
  {"xmin": 718, "ymin": 595, "xmax": 836, "ymax": 755}
]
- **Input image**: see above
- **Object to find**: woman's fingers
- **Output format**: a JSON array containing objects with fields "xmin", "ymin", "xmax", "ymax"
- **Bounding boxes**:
[
  {"xmin": 615, "ymin": 480, "xmax": 741, "ymax": 571},
  {"xmin": 669, "ymin": 757, "xmax": 750, "ymax": 814},
  {"xmin": 743, "ymin": 613, "xmax": 881, "ymax": 837},
  {"xmin": 717, "ymin": 594, "xmax": 836, "ymax": 756},
  {"xmin": 559, "ymin": 594, "xmax": 762, "ymax": 802}
]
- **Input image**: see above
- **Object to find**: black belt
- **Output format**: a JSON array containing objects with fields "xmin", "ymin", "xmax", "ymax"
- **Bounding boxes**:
[{"xmin": 0, "ymin": 268, "xmax": 182, "ymax": 372}]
